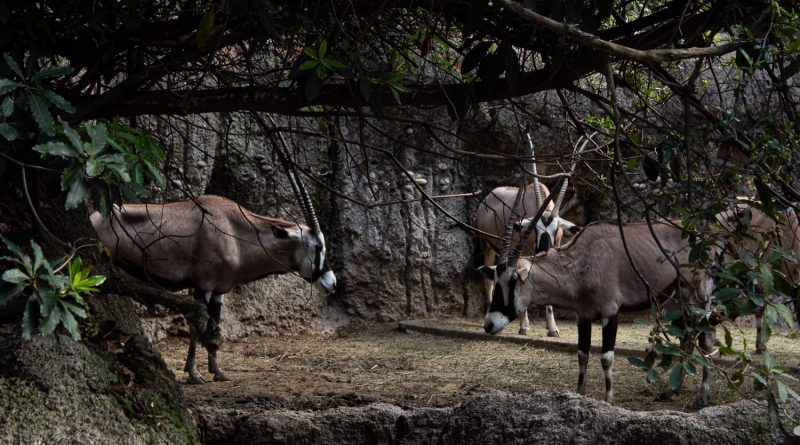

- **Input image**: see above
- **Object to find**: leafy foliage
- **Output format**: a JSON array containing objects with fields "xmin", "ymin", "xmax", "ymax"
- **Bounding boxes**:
[
  {"xmin": 32, "ymin": 118, "xmax": 166, "ymax": 213},
  {"xmin": 0, "ymin": 235, "xmax": 103, "ymax": 340},
  {"xmin": 0, "ymin": 53, "xmax": 73, "ymax": 140}
]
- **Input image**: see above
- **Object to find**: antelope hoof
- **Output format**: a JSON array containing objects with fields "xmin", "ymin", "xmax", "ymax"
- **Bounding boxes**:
[
  {"xmin": 213, "ymin": 372, "xmax": 231, "ymax": 382},
  {"xmin": 518, "ymin": 327, "xmax": 529, "ymax": 335},
  {"xmin": 187, "ymin": 369, "xmax": 206, "ymax": 385},
  {"xmin": 547, "ymin": 329, "xmax": 560, "ymax": 338},
  {"xmin": 694, "ymin": 394, "xmax": 710, "ymax": 409},
  {"xmin": 656, "ymin": 390, "xmax": 675, "ymax": 402}
]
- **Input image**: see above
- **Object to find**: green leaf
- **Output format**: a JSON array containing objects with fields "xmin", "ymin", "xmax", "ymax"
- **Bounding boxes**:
[
  {"xmin": 668, "ymin": 365, "xmax": 684, "ymax": 390},
  {"xmin": 40, "ymin": 302, "xmax": 62, "ymax": 334},
  {"xmin": 1, "ymin": 96, "xmax": 13, "ymax": 116},
  {"xmin": 665, "ymin": 324, "xmax": 685, "ymax": 337},
  {"xmin": 758, "ymin": 263, "xmax": 774, "ymax": 294},
  {"xmin": 38, "ymin": 287, "xmax": 57, "ymax": 316},
  {"xmin": 0, "ymin": 78, "xmax": 19, "ymax": 95},
  {"xmin": 31, "ymin": 66, "xmax": 72, "ymax": 81},
  {"xmin": 299, "ymin": 60, "xmax": 319, "ymax": 71},
  {"xmin": 62, "ymin": 308, "xmax": 80, "ymax": 340},
  {"xmin": 33, "ymin": 141, "xmax": 78, "ymax": 158},
  {"xmin": 318, "ymin": 39, "xmax": 328, "ymax": 59},
  {"xmin": 28, "ymin": 93, "xmax": 55, "ymax": 135},
  {"xmin": 778, "ymin": 381, "xmax": 789, "ymax": 402},
  {"xmin": 0, "ymin": 122, "xmax": 17, "ymax": 141},
  {"xmin": 40, "ymin": 90, "xmax": 75, "ymax": 113},
  {"xmin": 646, "ymin": 368, "xmax": 657, "ymax": 383},
  {"xmin": 326, "ymin": 59, "xmax": 346, "ymax": 69},
  {"xmin": 105, "ymin": 162, "xmax": 131, "ymax": 183},
  {"xmin": 21, "ymin": 297, "xmax": 37, "ymax": 340},
  {"xmin": 30, "ymin": 241, "xmax": 44, "ymax": 273},
  {"xmin": 774, "ymin": 303, "xmax": 797, "ymax": 329},
  {"xmin": 143, "ymin": 159, "xmax": 165, "ymax": 185},
  {"xmin": 84, "ymin": 122, "xmax": 108, "ymax": 156},
  {"xmin": 62, "ymin": 300, "xmax": 88, "ymax": 319},
  {"xmin": 85, "ymin": 158, "xmax": 105, "ymax": 177},
  {"xmin": 3, "ymin": 53, "xmax": 24, "ymax": 78},
  {"xmin": 627, "ymin": 356, "xmax": 645, "ymax": 368},
  {"xmin": 2, "ymin": 268, "xmax": 29, "ymax": 284},
  {"xmin": 61, "ymin": 120, "xmax": 83, "ymax": 152},
  {"xmin": 64, "ymin": 177, "xmax": 88, "ymax": 210}
]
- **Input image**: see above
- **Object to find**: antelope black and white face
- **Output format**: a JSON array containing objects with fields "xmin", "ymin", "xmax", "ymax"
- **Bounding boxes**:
[
  {"xmin": 273, "ymin": 225, "xmax": 337, "ymax": 294},
  {"xmin": 479, "ymin": 263, "xmax": 521, "ymax": 334},
  {"xmin": 535, "ymin": 213, "xmax": 558, "ymax": 252}
]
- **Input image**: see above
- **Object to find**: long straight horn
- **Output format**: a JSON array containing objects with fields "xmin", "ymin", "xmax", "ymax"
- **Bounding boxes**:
[
  {"xmin": 498, "ymin": 173, "xmax": 526, "ymax": 265},
  {"xmin": 527, "ymin": 133, "xmax": 542, "ymax": 210},
  {"xmin": 251, "ymin": 113, "xmax": 323, "ymax": 235},
  {"xmin": 508, "ymin": 176, "xmax": 562, "ymax": 266},
  {"xmin": 550, "ymin": 176, "xmax": 569, "ymax": 220}
]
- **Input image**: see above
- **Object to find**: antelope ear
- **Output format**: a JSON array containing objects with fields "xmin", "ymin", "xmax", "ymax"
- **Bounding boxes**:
[
  {"xmin": 271, "ymin": 225, "xmax": 290, "ymax": 239},
  {"xmin": 515, "ymin": 264, "xmax": 532, "ymax": 282},
  {"xmin": 477, "ymin": 265, "xmax": 496, "ymax": 280}
]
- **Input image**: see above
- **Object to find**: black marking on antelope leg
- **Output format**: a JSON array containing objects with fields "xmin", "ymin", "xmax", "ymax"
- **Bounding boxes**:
[
  {"xmin": 601, "ymin": 315, "xmax": 618, "ymax": 353},
  {"xmin": 577, "ymin": 319, "xmax": 591, "ymax": 395},
  {"xmin": 208, "ymin": 301, "xmax": 222, "ymax": 323},
  {"xmin": 601, "ymin": 315, "xmax": 618, "ymax": 404}
]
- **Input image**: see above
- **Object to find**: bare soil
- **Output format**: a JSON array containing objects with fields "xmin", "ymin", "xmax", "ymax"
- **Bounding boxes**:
[{"xmin": 157, "ymin": 317, "xmax": 800, "ymax": 413}]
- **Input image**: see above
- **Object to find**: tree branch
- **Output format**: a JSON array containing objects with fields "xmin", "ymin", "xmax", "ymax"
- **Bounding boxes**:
[{"xmin": 499, "ymin": 0, "xmax": 745, "ymax": 64}]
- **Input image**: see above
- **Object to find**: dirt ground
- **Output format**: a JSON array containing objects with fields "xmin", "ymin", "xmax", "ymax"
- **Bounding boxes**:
[{"xmin": 157, "ymin": 316, "xmax": 800, "ymax": 413}]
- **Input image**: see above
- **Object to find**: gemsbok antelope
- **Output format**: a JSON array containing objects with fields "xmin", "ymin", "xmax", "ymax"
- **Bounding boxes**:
[
  {"xmin": 476, "ymin": 176, "xmax": 578, "ymax": 336},
  {"xmin": 91, "ymin": 192, "xmax": 336, "ymax": 384},
  {"xmin": 714, "ymin": 203, "xmax": 800, "ymax": 351},
  {"xmin": 480, "ymin": 193, "xmax": 713, "ymax": 405}
]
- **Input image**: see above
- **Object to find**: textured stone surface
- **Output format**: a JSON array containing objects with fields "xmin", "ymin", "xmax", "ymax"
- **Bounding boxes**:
[
  {"xmin": 0, "ymin": 320, "xmax": 199, "ymax": 445},
  {"xmin": 193, "ymin": 391, "xmax": 794, "ymax": 445}
]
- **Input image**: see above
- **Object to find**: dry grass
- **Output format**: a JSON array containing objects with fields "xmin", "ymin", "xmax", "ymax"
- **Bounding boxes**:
[{"xmin": 157, "ymin": 317, "xmax": 800, "ymax": 412}]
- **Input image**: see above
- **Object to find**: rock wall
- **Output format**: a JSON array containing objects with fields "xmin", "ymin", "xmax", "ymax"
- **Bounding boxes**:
[
  {"xmin": 0, "ymin": 296, "xmax": 199, "ymax": 445},
  {"xmin": 193, "ymin": 392, "xmax": 795, "ymax": 445}
]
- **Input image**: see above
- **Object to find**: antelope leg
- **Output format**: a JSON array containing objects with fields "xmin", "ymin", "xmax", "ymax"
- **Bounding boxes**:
[
  {"xmin": 694, "ymin": 331, "xmax": 715, "ymax": 408},
  {"xmin": 184, "ymin": 332, "xmax": 206, "ymax": 384},
  {"xmin": 518, "ymin": 310, "xmax": 530, "ymax": 335},
  {"xmin": 206, "ymin": 293, "xmax": 230, "ymax": 382},
  {"xmin": 545, "ymin": 305, "xmax": 560, "ymax": 337},
  {"xmin": 601, "ymin": 315, "xmax": 618, "ymax": 404},
  {"xmin": 576, "ymin": 319, "xmax": 591, "ymax": 396}
]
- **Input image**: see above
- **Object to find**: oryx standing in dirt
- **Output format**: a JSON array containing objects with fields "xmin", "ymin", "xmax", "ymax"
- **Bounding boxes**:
[
  {"xmin": 476, "ymin": 177, "xmax": 577, "ymax": 336},
  {"xmin": 91, "ymin": 193, "xmax": 336, "ymax": 384},
  {"xmin": 714, "ymin": 203, "xmax": 800, "ymax": 351},
  {"xmin": 480, "ymin": 193, "xmax": 713, "ymax": 405}
]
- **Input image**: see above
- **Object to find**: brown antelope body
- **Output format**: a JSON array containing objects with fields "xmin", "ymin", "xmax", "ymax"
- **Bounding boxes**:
[
  {"xmin": 715, "ymin": 204, "xmax": 800, "ymax": 351},
  {"xmin": 481, "ymin": 220, "xmax": 713, "ymax": 406},
  {"xmin": 91, "ymin": 195, "xmax": 336, "ymax": 383},
  {"xmin": 476, "ymin": 181, "xmax": 578, "ymax": 336}
]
